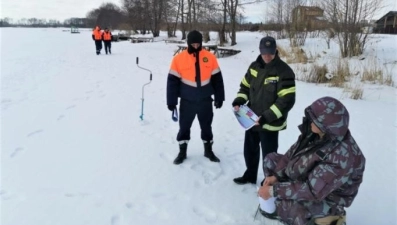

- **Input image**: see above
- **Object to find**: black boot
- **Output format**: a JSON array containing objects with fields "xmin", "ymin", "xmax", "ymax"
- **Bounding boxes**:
[
  {"xmin": 173, "ymin": 143, "xmax": 187, "ymax": 165},
  {"xmin": 259, "ymin": 208, "xmax": 278, "ymax": 220},
  {"xmin": 233, "ymin": 176, "xmax": 256, "ymax": 185},
  {"xmin": 204, "ymin": 141, "xmax": 220, "ymax": 162}
]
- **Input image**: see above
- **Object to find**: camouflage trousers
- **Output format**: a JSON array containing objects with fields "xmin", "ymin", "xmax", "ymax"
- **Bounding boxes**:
[{"xmin": 264, "ymin": 153, "xmax": 337, "ymax": 225}]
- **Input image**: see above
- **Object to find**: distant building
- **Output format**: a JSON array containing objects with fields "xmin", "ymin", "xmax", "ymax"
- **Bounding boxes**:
[
  {"xmin": 374, "ymin": 11, "xmax": 397, "ymax": 34},
  {"xmin": 292, "ymin": 6, "xmax": 328, "ymax": 31}
]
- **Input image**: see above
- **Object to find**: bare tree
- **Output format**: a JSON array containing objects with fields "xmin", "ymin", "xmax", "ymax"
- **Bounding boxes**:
[
  {"xmin": 148, "ymin": 0, "xmax": 165, "ymax": 36},
  {"xmin": 218, "ymin": 0, "xmax": 228, "ymax": 45},
  {"xmin": 122, "ymin": 0, "xmax": 150, "ymax": 34},
  {"xmin": 86, "ymin": 3, "xmax": 124, "ymax": 29},
  {"xmin": 228, "ymin": 0, "xmax": 239, "ymax": 45},
  {"xmin": 266, "ymin": 0, "xmax": 287, "ymax": 38},
  {"xmin": 163, "ymin": 0, "xmax": 179, "ymax": 37},
  {"xmin": 321, "ymin": 0, "xmax": 383, "ymax": 57},
  {"xmin": 0, "ymin": 17, "xmax": 12, "ymax": 27}
]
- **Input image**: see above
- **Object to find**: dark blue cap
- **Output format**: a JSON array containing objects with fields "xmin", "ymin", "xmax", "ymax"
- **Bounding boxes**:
[{"xmin": 259, "ymin": 36, "xmax": 277, "ymax": 55}]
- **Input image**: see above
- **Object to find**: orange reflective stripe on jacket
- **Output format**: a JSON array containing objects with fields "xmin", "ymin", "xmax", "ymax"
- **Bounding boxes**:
[
  {"xmin": 169, "ymin": 49, "xmax": 220, "ymax": 87},
  {"xmin": 92, "ymin": 29, "xmax": 102, "ymax": 40},
  {"xmin": 103, "ymin": 32, "xmax": 112, "ymax": 40}
]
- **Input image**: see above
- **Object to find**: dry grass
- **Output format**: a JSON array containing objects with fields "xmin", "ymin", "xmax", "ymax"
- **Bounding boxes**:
[
  {"xmin": 277, "ymin": 45, "xmax": 288, "ymax": 58},
  {"xmin": 329, "ymin": 59, "xmax": 351, "ymax": 88},
  {"xmin": 361, "ymin": 58, "xmax": 383, "ymax": 84},
  {"xmin": 360, "ymin": 59, "xmax": 396, "ymax": 86},
  {"xmin": 278, "ymin": 46, "xmax": 308, "ymax": 64},
  {"xmin": 301, "ymin": 63, "xmax": 329, "ymax": 83},
  {"xmin": 384, "ymin": 74, "xmax": 394, "ymax": 86},
  {"xmin": 361, "ymin": 68, "xmax": 383, "ymax": 83},
  {"xmin": 383, "ymin": 64, "xmax": 395, "ymax": 87},
  {"xmin": 343, "ymin": 83, "xmax": 364, "ymax": 100}
]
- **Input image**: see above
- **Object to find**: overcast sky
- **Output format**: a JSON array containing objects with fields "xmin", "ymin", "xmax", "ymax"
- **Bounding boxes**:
[{"xmin": 1, "ymin": 0, "xmax": 396, "ymax": 23}]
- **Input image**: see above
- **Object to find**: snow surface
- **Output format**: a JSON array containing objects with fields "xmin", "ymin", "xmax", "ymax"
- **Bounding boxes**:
[{"xmin": 1, "ymin": 28, "xmax": 396, "ymax": 225}]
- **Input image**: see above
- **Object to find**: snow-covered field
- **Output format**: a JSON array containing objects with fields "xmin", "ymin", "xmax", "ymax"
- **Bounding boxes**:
[{"xmin": 1, "ymin": 28, "xmax": 396, "ymax": 225}]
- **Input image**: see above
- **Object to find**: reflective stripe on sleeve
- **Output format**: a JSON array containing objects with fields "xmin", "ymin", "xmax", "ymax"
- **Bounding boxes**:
[
  {"xmin": 270, "ymin": 104, "xmax": 282, "ymax": 119},
  {"xmin": 262, "ymin": 121, "xmax": 287, "ymax": 131},
  {"xmin": 250, "ymin": 69, "xmax": 258, "ymax": 77},
  {"xmin": 242, "ymin": 77, "xmax": 250, "ymax": 88},
  {"xmin": 277, "ymin": 87, "xmax": 296, "ymax": 97},
  {"xmin": 237, "ymin": 93, "xmax": 248, "ymax": 101}
]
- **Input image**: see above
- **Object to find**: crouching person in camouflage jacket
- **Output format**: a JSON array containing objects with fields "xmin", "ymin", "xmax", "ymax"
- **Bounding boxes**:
[{"xmin": 258, "ymin": 96, "xmax": 366, "ymax": 225}]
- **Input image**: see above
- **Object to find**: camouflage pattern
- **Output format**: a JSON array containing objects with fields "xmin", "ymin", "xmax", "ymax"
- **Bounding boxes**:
[{"xmin": 263, "ymin": 96, "xmax": 366, "ymax": 225}]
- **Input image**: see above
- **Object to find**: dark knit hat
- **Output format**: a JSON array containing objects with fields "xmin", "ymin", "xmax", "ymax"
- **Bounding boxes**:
[
  {"xmin": 187, "ymin": 30, "xmax": 203, "ymax": 45},
  {"xmin": 259, "ymin": 36, "xmax": 277, "ymax": 55}
]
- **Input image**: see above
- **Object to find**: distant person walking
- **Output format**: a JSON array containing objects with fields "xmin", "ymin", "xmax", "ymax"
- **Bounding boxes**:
[
  {"xmin": 92, "ymin": 26, "xmax": 103, "ymax": 55},
  {"xmin": 102, "ymin": 28, "xmax": 113, "ymax": 54}
]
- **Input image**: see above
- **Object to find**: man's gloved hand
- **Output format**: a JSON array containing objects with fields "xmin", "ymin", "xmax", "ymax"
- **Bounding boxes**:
[
  {"xmin": 214, "ymin": 101, "xmax": 223, "ymax": 109},
  {"xmin": 258, "ymin": 116, "xmax": 266, "ymax": 126},
  {"xmin": 167, "ymin": 105, "xmax": 176, "ymax": 111},
  {"xmin": 232, "ymin": 97, "xmax": 246, "ymax": 107}
]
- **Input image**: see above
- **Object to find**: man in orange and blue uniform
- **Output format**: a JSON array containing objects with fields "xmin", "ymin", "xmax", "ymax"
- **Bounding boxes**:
[
  {"xmin": 92, "ymin": 26, "xmax": 103, "ymax": 55},
  {"xmin": 167, "ymin": 30, "xmax": 225, "ymax": 165},
  {"xmin": 102, "ymin": 28, "xmax": 113, "ymax": 54}
]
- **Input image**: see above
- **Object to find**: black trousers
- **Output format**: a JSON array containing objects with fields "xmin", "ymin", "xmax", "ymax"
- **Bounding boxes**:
[
  {"xmin": 104, "ymin": 41, "xmax": 111, "ymax": 53},
  {"xmin": 242, "ymin": 129, "xmax": 279, "ymax": 182},
  {"xmin": 94, "ymin": 40, "xmax": 102, "ymax": 54},
  {"xmin": 177, "ymin": 98, "xmax": 213, "ymax": 142}
]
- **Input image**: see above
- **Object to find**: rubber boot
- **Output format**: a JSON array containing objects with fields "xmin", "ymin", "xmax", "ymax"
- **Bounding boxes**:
[
  {"xmin": 204, "ymin": 141, "xmax": 220, "ymax": 162},
  {"xmin": 173, "ymin": 143, "xmax": 187, "ymax": 165}
]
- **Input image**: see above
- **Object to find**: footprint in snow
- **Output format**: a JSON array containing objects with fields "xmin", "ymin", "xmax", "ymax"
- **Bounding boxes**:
[
  {"xmin": 66, "ymin": 105, "xmax": 76, "ymax": 110},
  {"xmin": 10, "ymin": 147, "xmax": 24, "ymax": 158},
  {"xmin": 190, "ymin": 163, "xmax": 223, "ymax": 185},
  {"xmin": 27, "ymin": 129, "xmax": 43, "ymax": 138},
  {"xmin": 111, "ymin": 215, "xmax": 121, "ymax": 225},
  {"xmin": 57, "ymin": 115, "xmax": 65, "ymax": 121},
  {"xmin": 192, "ymin": 206, "xmax": 218, "ymax": 223}
]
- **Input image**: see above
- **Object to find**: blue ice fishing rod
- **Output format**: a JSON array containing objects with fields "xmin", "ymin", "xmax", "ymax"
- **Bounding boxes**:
[{"xmin": 136, "ymin": 57, "xmax": 152, "ymax": 120}]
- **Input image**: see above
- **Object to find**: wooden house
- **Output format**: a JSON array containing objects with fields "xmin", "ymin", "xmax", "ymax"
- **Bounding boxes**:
[
  {"xmin": 374, "ymin": 11, "xmax": 397, "ymax": 34},
  {"xmin": 292, "ymin": 6, "xmax": 328, "ymax": 31}
]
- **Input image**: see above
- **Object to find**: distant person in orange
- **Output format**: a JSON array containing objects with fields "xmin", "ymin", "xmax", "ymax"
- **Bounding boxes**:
[
  {"xmin": 102, "ymin": 28, "xmax": 113, "ymax": 54},
  {"xmin": 92, "ymin": 26, "xmax": 103, "ymax": 55}
]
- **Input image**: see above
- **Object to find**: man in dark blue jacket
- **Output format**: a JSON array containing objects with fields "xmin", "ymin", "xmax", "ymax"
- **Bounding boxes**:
[{"xmin": 167, "ymin": 30, "xmax": 225, "ymax": 165}]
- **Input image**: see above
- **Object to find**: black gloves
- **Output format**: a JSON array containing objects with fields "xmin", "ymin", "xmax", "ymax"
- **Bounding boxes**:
[
  {"xmin": 232, "ymin": 97, "xmax": 246, "ymax": 107},
  {"xmin": 258, "ymin": 116, "xmax": 267, "ymax": 126},
  {"xmin": 214, "ymin": 101, "xmax": 223, "ymax": 109},
  {"xmin": 168, "ymin": 105, "xmax": 176, "ymax": 111}
]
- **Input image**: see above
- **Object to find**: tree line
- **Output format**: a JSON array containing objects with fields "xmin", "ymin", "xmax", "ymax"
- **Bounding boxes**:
[
  {"xmin": 0, "ymin": 17, "xmax": 95, "ymax": 28},
  {"xmin": 1, "ymin": 0, "xmax": 384, "ymax": 57},
  {"xmin": 85, "ymin": 0, "xmax": 268, "ymax": 46}
]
